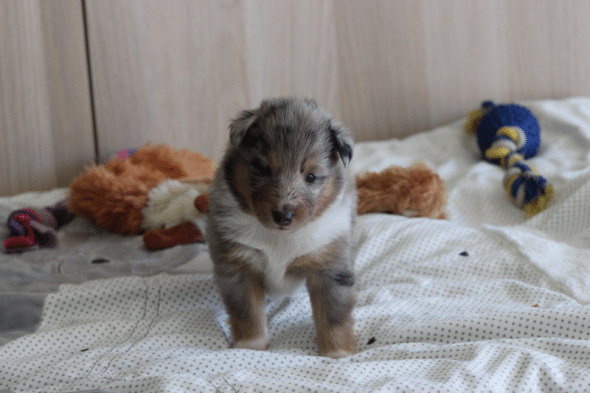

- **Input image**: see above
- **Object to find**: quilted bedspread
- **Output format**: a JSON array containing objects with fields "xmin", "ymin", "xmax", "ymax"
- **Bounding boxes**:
[{"xmin": 1, "ymin": 98, "xmax": 590, "ymax": 392}]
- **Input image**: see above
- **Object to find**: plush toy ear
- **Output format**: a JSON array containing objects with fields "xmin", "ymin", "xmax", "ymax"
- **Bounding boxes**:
[
  {"xmin": 229, "ymin": 109, "xmax": 258, "ymax": 147},
  {"xmin": 329, "ymin": 121, "xmax": 354, "ymax": 166}
]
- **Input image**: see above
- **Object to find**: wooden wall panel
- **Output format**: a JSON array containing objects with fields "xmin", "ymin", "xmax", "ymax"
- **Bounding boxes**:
[
  {"xmin": 0, "ymin": 0, "xmax": 94, "ymax": 197},
  {"xmin": 241, "ymin": 0, "xmax": 339, "ymax": 114},
  {"xmin": 85, "ymin": 0, "xmax": 341, "ymax": 163},
  {"xmin": 504, "ymin": 0, "xmax": 590, "ymax": 100},
  {"xmin": 86, "ymin": 0, "xmax": 590, "ymax": 165},
  {"xmin": 3, "ymin": 0, "xmax": 590, "ymax": 196},
  {"xmin": 421, "ymin": 0, "xmax": 512, "ymax": 127},
  {"xmin": 85, "ymin": 0, "xmax": 249, "ymax": 163},
  {"xmin": 420, "ymin": 0, "xmax": 590, "ymax": 128},
  {"xmin": 334, "ymin": 0, "xmax": 430, "ymax": 140}
]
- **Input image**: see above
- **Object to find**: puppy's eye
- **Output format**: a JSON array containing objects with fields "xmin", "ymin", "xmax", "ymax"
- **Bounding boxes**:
[
  {"xmin": 305, "ymin": 173, "xmax": 316, "ymax": 183},
  {"xmin": 251, "ymin": 160, "xmax": 272, "ymax": 176}
]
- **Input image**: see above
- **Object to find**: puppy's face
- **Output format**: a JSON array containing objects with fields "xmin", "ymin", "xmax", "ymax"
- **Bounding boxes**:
[{"xmin": 224, "ymin": 97, "xmax": 353, "ymax": 231}]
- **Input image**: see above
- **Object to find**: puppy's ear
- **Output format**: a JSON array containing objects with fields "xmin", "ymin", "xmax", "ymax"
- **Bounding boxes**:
[
  {"xmin": 302, "ymin": 97, "xmax": 319, "ymax": 109},
  {"xmin": 229, "ymin": 109, "xmax": 258, "ymax": 147},
  {"xmin": 329, "ymin": 121, "xmax": 354, "ymax": 166}
]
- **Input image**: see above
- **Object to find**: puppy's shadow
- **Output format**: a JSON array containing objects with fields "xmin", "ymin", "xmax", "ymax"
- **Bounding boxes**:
[
  {"xmin": 266, "ymin": 290, "xmax": 318, "ymax": 354},
  {"xmin": 269, "ymin": 321, "xmax": 318, "ymax": 355}
]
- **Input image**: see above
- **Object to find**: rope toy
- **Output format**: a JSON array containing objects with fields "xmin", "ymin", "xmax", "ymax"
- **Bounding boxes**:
[{"xmin": 465, "ymin": 101, "xmax": 553, "ymax": 217}]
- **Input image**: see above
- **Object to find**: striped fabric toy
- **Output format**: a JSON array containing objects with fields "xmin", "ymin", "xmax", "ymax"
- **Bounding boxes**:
[
  {"xmin": 3, "ymin": 200, "xmax": 74, "ymax": 253},
  {"xmin": 465, "ymin": 101, "xmax": 554, "ymax": 217}
]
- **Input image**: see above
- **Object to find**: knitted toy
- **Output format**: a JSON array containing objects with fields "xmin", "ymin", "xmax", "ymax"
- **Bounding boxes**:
[
  {"xmin": 356, "ymin": 162, "xmax": 446, "ymax": 219},
  {"xmin": 3, "ymin": 200, "xmax": 74, "ymax": 253},
  {"xmin": 69, "ymin": 143, "xmax": 216, "ymax": 236},
  {"xmin": 465, "ymin": 101, "xmax": 553, "ymax": 217}
]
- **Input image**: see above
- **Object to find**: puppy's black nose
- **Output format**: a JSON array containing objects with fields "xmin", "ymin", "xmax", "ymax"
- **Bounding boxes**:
[{"xmin": 272, "ymin": 210, "xmax": 293, "ymax": 227}]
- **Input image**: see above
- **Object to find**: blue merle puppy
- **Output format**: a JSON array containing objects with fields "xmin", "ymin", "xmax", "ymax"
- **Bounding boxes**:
[{"xmin": 207, "ymin": 97, "xmax": 356, "ymax": 358}]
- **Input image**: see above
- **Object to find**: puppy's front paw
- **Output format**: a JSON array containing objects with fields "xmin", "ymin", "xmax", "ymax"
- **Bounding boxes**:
[
  {"xmin": 233, "ymin": 334, "xmax": 270, "ymax": 351},
  {"xmin": 323, "ymin": 349, "xmax": 354, "ymax": 359}
]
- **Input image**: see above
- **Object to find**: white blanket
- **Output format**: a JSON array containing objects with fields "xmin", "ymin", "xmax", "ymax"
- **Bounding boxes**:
[{"xmin": 2, "ymin": 98, "xmax": 590, "ymax": 392}]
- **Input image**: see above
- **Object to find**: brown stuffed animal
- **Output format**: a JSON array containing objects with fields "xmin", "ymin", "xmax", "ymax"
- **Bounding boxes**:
[
  {"xmin": 69, "ymin": 143, "xmax": 216, "ymax": 235},
  {"xmin": 356, "ymin": 162, "xmax": 446, "ymax": 219},
  {"xmin": 142, "ymin": 193, "xmax": 210, "ymax": 250}
]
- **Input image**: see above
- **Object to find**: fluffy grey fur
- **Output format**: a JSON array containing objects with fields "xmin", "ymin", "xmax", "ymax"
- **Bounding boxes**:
[{"xmin": 207, "ymin": 97, "xmax": 357, "ymax": 358}]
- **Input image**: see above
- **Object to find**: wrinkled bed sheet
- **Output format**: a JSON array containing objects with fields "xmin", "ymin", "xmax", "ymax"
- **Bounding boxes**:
[
  {"xmin": 0, "ymin": 190, "xmax": 209, "ymax": 345},
  {"xmin": 1, "ymin": 97, "xmax": 590, "ymax": 392}
]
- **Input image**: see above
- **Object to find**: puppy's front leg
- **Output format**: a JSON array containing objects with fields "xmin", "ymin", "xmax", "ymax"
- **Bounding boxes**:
[
  {"xmin": 215, "ymin": 264, "xmax": 269, "ymax": 350},
  {"xmin": 306, "ymin": 270, "xmax": 356, "ymax": 358}
]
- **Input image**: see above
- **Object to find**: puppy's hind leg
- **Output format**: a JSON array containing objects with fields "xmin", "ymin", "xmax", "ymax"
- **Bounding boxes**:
[
  {"xmin": 307, "ymin": 270, "xmax": 356, "ymax": 359},
  {"xmin": 215, "ymin": 265, "xmax": 269, "ymax": 351}
]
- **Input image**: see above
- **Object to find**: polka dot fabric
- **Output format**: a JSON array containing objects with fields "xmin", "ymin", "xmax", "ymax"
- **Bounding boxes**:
[{"xmin": 3, "ymin": 97, "xmax": 590, "ymax": 392}]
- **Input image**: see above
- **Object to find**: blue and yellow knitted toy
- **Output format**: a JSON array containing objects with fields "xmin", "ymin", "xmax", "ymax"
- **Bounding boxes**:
[{"xmin": 465, "ymin": 101, "xmax": 553, "ymax": 217}]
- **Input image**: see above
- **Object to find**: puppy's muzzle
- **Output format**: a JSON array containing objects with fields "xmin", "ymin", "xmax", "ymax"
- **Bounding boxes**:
[{"xmin": 271, "ymin": 207, "xmax": 294, "ymax": 227}]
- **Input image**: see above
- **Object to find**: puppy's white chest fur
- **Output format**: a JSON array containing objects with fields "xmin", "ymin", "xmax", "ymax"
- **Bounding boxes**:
[{"xmin": 223, "ymin": 188, "xmax": 352, "ymax": 295}]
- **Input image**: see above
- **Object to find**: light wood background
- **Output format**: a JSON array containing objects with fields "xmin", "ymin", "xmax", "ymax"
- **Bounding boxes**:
[
  {"xmin": 2, "ymin": 0, "xmax": 590, "ymax": 196},
  {"xmin": 0, "ymin": 0, "xmax": 94, "ymax": 196}
]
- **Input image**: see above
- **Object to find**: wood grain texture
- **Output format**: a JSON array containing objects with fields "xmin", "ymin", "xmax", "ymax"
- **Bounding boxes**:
[
  {"xmin": 0, "ymin": 0, "xmax": 94, "ymax": 197},
  {"xmin": 86, "ymin": 0, "xmax": 590, "ymax": 165},
  {"xmin": 422, "ymin": 0, "xmax": 590, "ymax": 127},
  {"xmin": 4, "ymin": 0, "xmax": 590, "ymax": 195},
  {"xmin": 335, "ymin": 0, "xmax": 431, "ymax": 140},
  {"xmin": 241, "ymin": 0, "xmax": 339, "ymax": 112},
  {"xmin": 85, "ymin": 0, "xmax": 249, "ymax": 164},
  {"xmin": 85, "ymin": 0, "xmax": 340, "ymax": 163}
]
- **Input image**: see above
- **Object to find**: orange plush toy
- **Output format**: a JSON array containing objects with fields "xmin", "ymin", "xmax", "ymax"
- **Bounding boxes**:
[
  {"xmin": 356, "ymin": 163, "xmax": 447, "ymax": 219},
  {"xmin": 69, "ymin": 143, "xmax": 216, "ymax": 236}
]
